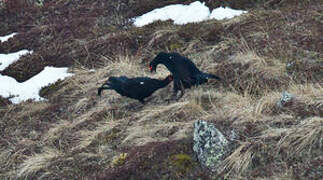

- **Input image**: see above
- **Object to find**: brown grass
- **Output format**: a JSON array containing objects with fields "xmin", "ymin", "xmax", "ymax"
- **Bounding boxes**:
[{"xmin": 0, "ymin": 0, "xmax": 322, "ymax": 179}]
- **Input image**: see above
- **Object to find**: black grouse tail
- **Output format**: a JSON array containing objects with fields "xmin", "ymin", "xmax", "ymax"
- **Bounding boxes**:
[{"xmin": 98, "ymin": 84, "xmax": 113, "ymax": 96}]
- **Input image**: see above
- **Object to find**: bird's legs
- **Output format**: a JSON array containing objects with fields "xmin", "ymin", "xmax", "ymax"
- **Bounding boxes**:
[
  {"xmin": 139, "ymin": 99, "xmax": 145, "ymax": 104},
  {"xmin": 176, "ymin": 81, "xmax": 185, "ymax": 100},
  {"xmin": 167, "ymin": 80, "xmax": 184, "ymax": 101}
]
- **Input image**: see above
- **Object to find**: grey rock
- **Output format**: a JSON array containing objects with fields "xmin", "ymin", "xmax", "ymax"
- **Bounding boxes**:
[
  {"xmin": 277, "ymin": 91, "xmax": 295, "ymax": 108},
  {"xmin": 193, "ymin": 120, "xmax": 231, "ymax": 172}
]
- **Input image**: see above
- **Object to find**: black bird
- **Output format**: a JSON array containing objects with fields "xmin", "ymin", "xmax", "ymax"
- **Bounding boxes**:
[
  {"xmin": 149, "ymin": 52, "xmax": 221, "ymax": 99},
  {"xmin": 98, "ymin": 75, "xmax": 173, "ymax": 103}
]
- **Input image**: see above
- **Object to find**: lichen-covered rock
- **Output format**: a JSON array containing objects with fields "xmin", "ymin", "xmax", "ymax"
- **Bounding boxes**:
[
  {"xmin": 193, "ymin": 120, "xmax": 230, "ymax": 172},
  {"xmin": 277, "ymin": 91, "xmax": 295, "ymax": 108}
]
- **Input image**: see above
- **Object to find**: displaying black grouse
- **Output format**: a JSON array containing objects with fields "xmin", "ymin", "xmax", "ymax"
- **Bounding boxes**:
[
  {"xmin": 149, "ymin": 52, "xmax": 221, "ymax": 99},
  {"xmin": 98, "ymin": 75, "xmax": 173, "ymax": 103}
]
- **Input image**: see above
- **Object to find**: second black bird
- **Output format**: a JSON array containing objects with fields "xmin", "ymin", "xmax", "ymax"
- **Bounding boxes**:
[
  {"xmin": 149, "ymin": 52, "xmax": 222, "ymax": 99},
  {"xmin": 98, "ymin": 75, "xmax": 173, "ymax": 103}
]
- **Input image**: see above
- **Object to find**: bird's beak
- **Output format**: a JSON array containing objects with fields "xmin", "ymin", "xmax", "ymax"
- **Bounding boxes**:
[{"xmin": 149, "ymin": 65, "xmax": 153, "ymax": 72}]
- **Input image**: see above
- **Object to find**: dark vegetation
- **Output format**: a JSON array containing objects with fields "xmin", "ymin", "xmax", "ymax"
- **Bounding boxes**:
[
  {"xmin": 95, "ymin": 139, "xmax": 211, "ymax": 180},
  {"xmin": 0, "ymin": 0, "xmax": 322, "ymax": 179}
]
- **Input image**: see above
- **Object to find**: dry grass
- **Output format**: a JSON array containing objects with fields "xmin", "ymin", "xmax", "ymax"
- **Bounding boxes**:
[
  {"xmin": 16, "ymin": 148, "xmax": 63, "ymax": 179},
  {"xmin": 0, "ymin": 0, "xmax": 322, "ymax": 179},
  {"xmin": 277, "ymin": 117, "xmax": 323, "ymax": 155},
  {"xmin": 221, "ymin": 141, "xmax": 254, "ymax": 174}
]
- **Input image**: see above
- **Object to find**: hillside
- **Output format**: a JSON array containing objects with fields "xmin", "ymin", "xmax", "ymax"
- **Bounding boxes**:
[{"xmin": 0, "ymin": 0, "xmax": 322, "ymax": 179}]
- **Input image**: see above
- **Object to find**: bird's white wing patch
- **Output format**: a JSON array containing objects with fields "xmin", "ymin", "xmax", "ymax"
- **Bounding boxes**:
[{"xmin": 140, "ymin": 82, "xmax": 144, "ymax": 84}]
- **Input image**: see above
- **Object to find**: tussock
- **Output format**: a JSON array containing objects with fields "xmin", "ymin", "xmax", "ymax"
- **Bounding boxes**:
[
  {"xmin": 17, "ymin": 148, "xmax": 63, "ymax": 179},
  {"xmin": 253, "ymin": 91, "xmax": 280, "ymax": 116},
  {"xmin": 215, "ymin": 50, "xmax": 291, "ymax": 96},
  {"xmin": 257, "ymin": 83, "xmax": 323, "ymax": 117},
  {"xmin": 277, "ymin": 117, "xmax": 323, "ymax": 155},
  {"xmin": 220, "ymin": 142, "xmax": 254, "ymax": 175}
]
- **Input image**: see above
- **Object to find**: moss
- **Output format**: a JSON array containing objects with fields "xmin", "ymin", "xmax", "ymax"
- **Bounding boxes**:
[
  {"xmin": 170, "ymin": 153, "xmax": 195, "ymax": 174},
  {"xmin": 111, "ymin": 153, "xmax": 128, "ymax": 167},
  {"xmin": 169, "ymin": 43, "xmax": 182, "ymax": 51}
]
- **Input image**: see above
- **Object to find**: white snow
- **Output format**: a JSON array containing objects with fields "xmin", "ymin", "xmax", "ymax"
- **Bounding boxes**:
[
  {"xmin": 210, "ymin": 7, "xmax": 247, "ymax": 20},
  {"xmin": 133, "ymin": 1, "xmax": 247, "ymax": 27},
  {"xmin": 134, "ymin": 1, "xmax": 210, "ymax": 27},
  {"xmin": 0, "ymin": 66, "xmax": 73, "ymax": 104},
  {"xmin": 0, "ymin": 32, "xmax": 72, "ymax": 104},
  {"xmin": 0, "ymin": 50, "xmax": 32, "ymax": 71},
  {"xmin": 0, "ymin": 32, "xmax": 17, "ymax": 42}
]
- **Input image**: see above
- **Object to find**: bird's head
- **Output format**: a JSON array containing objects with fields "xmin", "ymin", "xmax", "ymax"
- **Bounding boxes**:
[
  {"xmin": 149, "ymin": 52, "xmax": 171, "ymax": 73},
  {"xmin": 149, "ymin": 59, "xmax": 158, "ymax": 73},
  {"xmin": 149, "ymin": 63, "xmax": 155, "ymax": 73}
]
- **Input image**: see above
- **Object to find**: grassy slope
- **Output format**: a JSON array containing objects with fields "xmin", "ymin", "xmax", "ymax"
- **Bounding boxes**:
[{"xmin": 0, "ymin": 0, "xmax": 322, "ymax": 179}]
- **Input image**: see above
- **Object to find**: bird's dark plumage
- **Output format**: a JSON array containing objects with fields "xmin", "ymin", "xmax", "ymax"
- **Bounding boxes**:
[
  {"xmin": 149, "ymin": 52, "xmax": 221, "ymax": 99},
  {"xmin": 98, "ymin": 75, "xmax": 173, "ymax": 103}
]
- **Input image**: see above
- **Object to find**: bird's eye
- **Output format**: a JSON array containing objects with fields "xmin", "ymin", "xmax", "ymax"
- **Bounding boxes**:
[{"xmin": 169, "ymin": 56, "xmax": 172, "ymax": 59}]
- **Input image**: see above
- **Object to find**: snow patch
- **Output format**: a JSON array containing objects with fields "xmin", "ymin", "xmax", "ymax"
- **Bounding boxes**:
[
  {"xmin": 0, "ymin": 66, "xmax": 73, "ymax": 104},
  {"xmin": 0, "ymin": 32, "xmax": 17, "ymax": 42},
  {"xmin": 210, "ymin": 7, "xmax": 247, "ymax": 20},
  {"xmin": 133, "ymin": 1, "xmax": 210, "ymax": 27},
  {"xmin": 133, "ymin": 1, "xmax": 247, "ymax": 27},
  {"xmin": 0, "ymin": 50, "xmax": 33, "ymax": 71}
]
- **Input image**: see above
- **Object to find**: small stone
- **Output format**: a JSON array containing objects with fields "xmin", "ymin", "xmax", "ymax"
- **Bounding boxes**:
[{"xmin": 277, "ymin": 91, "xmax": 295, "ymax": 108}]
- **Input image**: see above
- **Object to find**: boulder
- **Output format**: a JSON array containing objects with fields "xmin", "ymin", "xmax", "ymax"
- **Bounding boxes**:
[{"xmin": 193, "ymin": 120, "xmax": 231, "ymax": 173}]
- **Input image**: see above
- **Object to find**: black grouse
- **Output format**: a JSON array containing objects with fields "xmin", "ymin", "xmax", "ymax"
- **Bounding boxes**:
[
  {"xmin": 149, "ymin": 52, "xmax": 221, "ymax": 99},
  {"xmin": 98, "ymin": 75, "xmax": 173, "ymax": 103}
]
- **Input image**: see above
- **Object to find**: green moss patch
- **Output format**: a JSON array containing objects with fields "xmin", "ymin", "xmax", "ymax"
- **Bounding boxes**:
[{"xmin": 170, "ymin": 153, "xmax": 196, "ymax": 174}]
